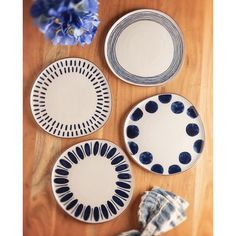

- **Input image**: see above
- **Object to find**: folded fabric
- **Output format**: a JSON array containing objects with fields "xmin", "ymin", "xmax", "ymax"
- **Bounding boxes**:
[{"xmin": 119, "ymin": 187, "xmax": 189, "ymax": 236}]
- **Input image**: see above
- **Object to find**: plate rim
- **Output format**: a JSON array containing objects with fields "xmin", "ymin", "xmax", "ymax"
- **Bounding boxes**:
[
  {"xmin": 30, "ymin": 57, "xmax": 112, "ymax": 139},
  {"xmin": 104, "ymin": 9, "xmax": 185, "ymax": 87},
  {"xmin": 123, "ymin": 93, "xmax": 205, "ymax": 176},
  {"xmin": 51, "ymin": 139, "xmax": 135, "ymax": 223}
]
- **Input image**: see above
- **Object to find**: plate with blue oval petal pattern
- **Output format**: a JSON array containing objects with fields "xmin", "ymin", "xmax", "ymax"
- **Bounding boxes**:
[
  {"xmin": 30, "ymin": 58, "xmax": 111, "ymax": 138},
  {"xmin": 52, "ymin": 140, "xmax": 134, "ymax": 223},
  {"xmin": 124, "ymin": 94, "xmax": 205, "ymax": 175}
]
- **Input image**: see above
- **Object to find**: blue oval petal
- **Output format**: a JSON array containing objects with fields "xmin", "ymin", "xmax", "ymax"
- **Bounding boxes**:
[
  {"xmin": 85, "ymin": 143, "xmax": 91, "ymax": 156},
  {"xmin": 76, "ymin": 147, "xmax": 84, "ymax": 159},
  {"xmin": 107, "ymin": 147, "xmax": 117, "ymax": 159},
  {"xmin": 111, "ymin": 155, "xmax": 124, "ymax": 165},
  {"xmin": 101, "ymin": 205, "xmax": 108, "ymax": 219},
  {"xmin": 83, "ymin": 206, "xmax": 91, "ymax": 221},
  {"xmin": 67, "ymin": 152, "xmax": 78, "ymax": 164},
  {"xmin": 112, "ymin": 196, "xmax": 124, "ymax": 207},
  {"xmin": 93, "ymin": 141, "xmax": 99, "ymax": 155},
  {"xmin": 59, "ymin": 159, "xmax": 71, "ymax": 169},
  {"xmin": 74, "ymin": 204, "xmax": 83, "ymax": 217},
  {"xmin": 107, "ymin": 201, "xmax": 117, "ymax": 214}
]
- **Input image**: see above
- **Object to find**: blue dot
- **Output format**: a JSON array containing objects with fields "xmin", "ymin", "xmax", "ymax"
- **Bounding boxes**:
[
  {"xmin": 168, "ymin": 165, "xmax": 181, "ymax": 174},
  {"xmin": 186, "ymin": 123, "xmax": 199, "ymax": 136},
  {"xmin": 179, "ymin": 152, "xmax": 192, "ymax": 164},
  {"xmin": 187, "ymin": 106, "xmax": 199, "ymax": 118},
  {"xmin": 158, "ymin": 94, "xmax": 172, "ymax": 103},
  {"xmin": 128, "ymin": 141, "xmax": 139, "ymax": 154},
  {"xmin": 131, "ymin": 108, "xmax": 143, "ymax": 121},
  {"xmin": 151, "ymin": 164, "xmax": 164, "ymax": 174},
  {"xmin": 145, "ymin": 101, "xmax": 158, "ymax": 113},
  {"xmin": 171, "ymin": 101, "xmax": 184, "ymax": 114},
  {"xmin": 139, "ymin": 152, "xmax": 153, "ymax": 164},
  {"xmin": 126, "ymin": 125, "xmax": 139, "ymax": 139},
  {"xmin": 194, "ymin": 140, "xmax": 204, "ymax": 153}
]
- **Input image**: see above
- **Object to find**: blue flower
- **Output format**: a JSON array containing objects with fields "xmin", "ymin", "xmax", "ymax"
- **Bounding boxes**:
[{"xmin": 30, "ymin": 0, "xmax": 99, "ymax": 46}]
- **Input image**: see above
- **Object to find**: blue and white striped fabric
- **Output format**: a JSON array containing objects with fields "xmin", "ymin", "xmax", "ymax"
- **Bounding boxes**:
[{"xmin": 119, "ymin": 187, "xmax": 189, "ymax": 236}]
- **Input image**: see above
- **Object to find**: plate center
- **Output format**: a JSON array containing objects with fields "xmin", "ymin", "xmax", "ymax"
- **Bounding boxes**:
[
  {"xmin": 45, "ymin": 73, "xmax": 97, "ymax": 124},
  {"xmin": 133, "ymin": 104, "xmax": 195, "ymax": 167},
  {"xmin": 115, "ymin": 20, "xmax": 174, "ymax": 77},
  {"xmin": 68, "ymin": 156, "xmax": 117, "ymax": 206}
]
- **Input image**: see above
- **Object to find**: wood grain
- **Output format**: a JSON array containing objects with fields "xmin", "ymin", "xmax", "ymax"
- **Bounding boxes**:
[{"xmin": 23, "ymin": 0, "xmax": 213, "ymax": 235}]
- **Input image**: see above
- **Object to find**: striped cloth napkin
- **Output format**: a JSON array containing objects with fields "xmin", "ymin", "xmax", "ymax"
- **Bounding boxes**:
[{"xmin": 119, "ymin": 187, "xmax": 189, "ymax": 236}]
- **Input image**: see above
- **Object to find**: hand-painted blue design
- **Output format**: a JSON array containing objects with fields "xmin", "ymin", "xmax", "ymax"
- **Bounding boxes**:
[
  {"xmin": 128, "ymin": 141, "xmax": 139, "ymax": 155},
  {"xmin": 60, "ymin": 159, "xmax": 72, "ymax": 168},
  {"xmin": 158, "ymin": 94, "xmax": 172, "ymax": 103},
  {"xmin": 93, "ymin": 141, "xmax": 99, "ymax": 155},
  {"xmin": 186, "ymin": 123, "xmax": 199, "ymax": 137},
  {"xmin": 126, "ymin": 125, "xmax": 139, "ymax": 139},
  {"xmin": 85, "ymin": 143, "xmax": 91, "ymax": 156},
  {"xmin": 179, "ymin": 152, "xmax": 191, "ymax": 164},
  {"xmin": 68, "ymin": 152, "xmax": 78, "ymax": 164},
  {"xmin": 74, "ymin": 204, "xmax": 83, "ymax": 217},
  {"xmin": 100, "ymin": 143, "xmax": 108, "ymax": 156},
  {"xmin": 131, "ymin": 108, "xmax": 143, "ymax": 121},
  {"xmin": 54, "ymin": 177, "xmax": 69, "ymax": 184},
  {"xmin": 115, "ymin": 189, "xmax": 129, "ymax": 198},
  {"xmin": 151, "ymin": 164, "xmax": 164, "ymax": 174},
  {"xmin": 115, "ymin": 164, "xmax": 128, "ymax": 172},
  {"xmin": 116, "ymin": 181, "xmax": 131, "ymax": 189},
  {"xmin": 61, "ymin": 192, "xmax": 73, "ymax": 202},
  {"xmin": 107, "ymin": 201, "xmax": 117, "ymax": 214},
  {"xmin": 118, "ymin": 173, "xmax": 131, "ymax": 179},
  {"xmin": 55, "ymin": 168, "xmax": 69, "ymax": 176},
  {"xmin": 112, "ymin": 196, "xmax": 124, "ymax": 207},
  {"xmin": 107, "ymin": 147, "xmax": 117, "ymax": 159},
  {"xmin": 56, "ymin": 186, "xmax": 69, "ymax": 194},
  {"xmin": 193, "ymin": 140, "xmax": 204, "ymax": 153},
  {"xmin": 54, "ymin": 140, "xmax": 133, "ymax": 222},
  {"xmin": 93, "ymin": 207, "xmax": 99, "ymax": 221},
  {"xmin": 187, "ymin": 106, "xmax": 199, "ymax": 118},
  {"xmin": 83, "ymin": 205, "xmax": 91, "ymax": 221},
  {"xmin": 171, "ymin": 101, "xmax": 184, "ymax": 114},
  {"xmin": 66, "ymin": 199, "xmax": 78, "ymax": 210},
  {"xmin": 168, "ymin": 165, "xmax": 181, "ymax": 174},
  {"xmin": 101, "ymin": 204, "xmax": 109, "ymax": 219},
  {"xmin": 111, "ymin": 155, "xmax": 124, "ymax": 165},
  {"xmin": 145, "ymin": 101, "xmax": 158, "ymax": 113},
  {"xmin": 139, "ymin": 152, "xmax": 153, "ymax": 165},
  {"xmin": 76, "ymin": 147, "xmax": 84, "ymax": 159}
]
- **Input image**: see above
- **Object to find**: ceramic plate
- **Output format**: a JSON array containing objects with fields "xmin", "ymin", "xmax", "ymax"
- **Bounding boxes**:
[
  {"xmin": 30, "ymin": 58, "xmax": 112, "ymax": 138},
  {"xmin": 105, "ymin": 9, "xmax": 184, "ymax": 86},
  {"xmin": 124, "ymin": 94, "xmax": 205, "ymax": 175},
  {"xmin": 52, "ymin": 140, "xmax": 134, "ymax": 223}
]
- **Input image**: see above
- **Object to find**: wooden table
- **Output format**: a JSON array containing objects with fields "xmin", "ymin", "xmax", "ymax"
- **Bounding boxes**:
[{"xmin": 23, "ymin": 0, "xmax": 213, "ymax": 235}]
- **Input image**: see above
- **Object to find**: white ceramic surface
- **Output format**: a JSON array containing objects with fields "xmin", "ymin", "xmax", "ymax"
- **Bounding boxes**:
[
  {"xmin": 52, "ymin": 140, "xmax": 134, "ymax": 223},
  {"xmin": 124, "ymin": 94, "xmax": 205, "ymax": 175},
  {"xmin": 105, "ymin": 9, "xmax": 184, "ymax": 86},
  {"xmin": 30, "ymin": 58, "xmax": 111, "ymax": 138}
]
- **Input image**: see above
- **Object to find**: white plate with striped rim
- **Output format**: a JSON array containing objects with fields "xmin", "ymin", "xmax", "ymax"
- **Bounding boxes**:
[{"xmin": 105, "ymin": 9, "xmax": 184, "ymax": 86}]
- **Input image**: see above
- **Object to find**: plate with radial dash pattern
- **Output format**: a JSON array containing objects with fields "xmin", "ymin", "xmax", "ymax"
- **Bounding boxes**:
[{"xmin": 30, "ymin": 58, "xmax": 112, "ymax": 138}]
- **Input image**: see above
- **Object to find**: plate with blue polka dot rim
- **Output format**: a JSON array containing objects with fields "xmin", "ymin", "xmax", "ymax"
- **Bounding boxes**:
[
  {"xmin": 30, "ymin": 58, "xmax": 111, "ymax": 138},
  {"xmin": 51, "ymin": 140, "xmax": 134, "ymax": 223},
  {"xmin": 124, "ymin": 94, "xmax": 205, "ymax": 175}
]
